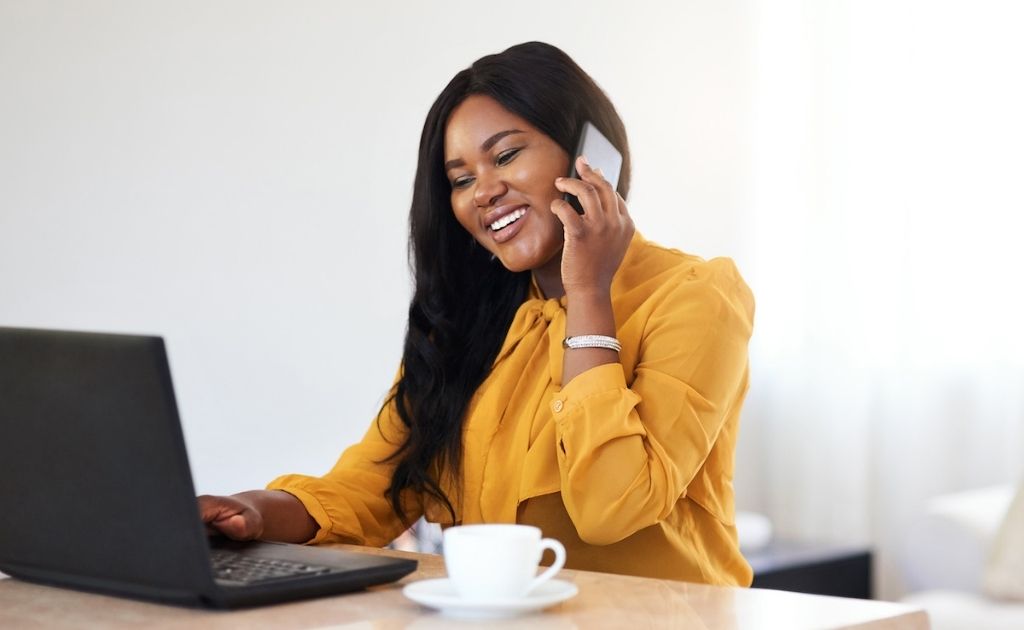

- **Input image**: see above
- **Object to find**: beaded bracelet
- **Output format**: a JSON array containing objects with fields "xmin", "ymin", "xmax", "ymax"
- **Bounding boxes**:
[{"xmin": 562, "ymin": 335, "xmax": 622, "ymax": 352}]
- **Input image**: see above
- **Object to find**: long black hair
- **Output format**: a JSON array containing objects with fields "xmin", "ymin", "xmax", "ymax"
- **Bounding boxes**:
[{"xmin": 381, "ymin": 41, "xmax": 631, "ymax": 524}]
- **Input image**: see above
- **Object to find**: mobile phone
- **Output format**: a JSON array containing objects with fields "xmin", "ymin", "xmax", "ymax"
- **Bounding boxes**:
[{"xmin": 564, "ymin": 121, "xmax": 623, "ymax": 214}]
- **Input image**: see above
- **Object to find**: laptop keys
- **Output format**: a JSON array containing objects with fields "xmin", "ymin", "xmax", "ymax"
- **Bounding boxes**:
[{"xmin": 210, "ymin": 550, "xmax": 334, "ymax": 586}]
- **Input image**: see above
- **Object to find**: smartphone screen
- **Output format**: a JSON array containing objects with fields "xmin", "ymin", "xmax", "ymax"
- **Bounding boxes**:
[{"xmin": 564, "ymin": 121, "xmax": 623, "ymax": 214}]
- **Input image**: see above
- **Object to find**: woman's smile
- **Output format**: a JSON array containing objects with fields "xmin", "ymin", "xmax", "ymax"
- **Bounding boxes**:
[{"xmin": 485, "ymin": 204, "xmax": 529, "ymax": 242}]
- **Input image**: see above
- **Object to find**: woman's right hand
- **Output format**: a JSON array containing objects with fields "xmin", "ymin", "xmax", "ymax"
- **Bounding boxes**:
[
  {"xmin": 196, "ymin": 490, "xmax": 319, "ymax": 543},
  {"xmin": 197, "ymin": 494, "xmax": 265, "ymax": 540}
]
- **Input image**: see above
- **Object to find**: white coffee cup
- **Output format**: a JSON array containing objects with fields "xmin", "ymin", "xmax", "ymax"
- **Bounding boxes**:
[{"xmin": 443, "ymin": 524, "xmax": 566, "ymax": 600}]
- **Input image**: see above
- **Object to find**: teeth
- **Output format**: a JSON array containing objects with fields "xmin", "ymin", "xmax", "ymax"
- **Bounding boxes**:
[{"xmin": 489, "ymin": 208, "xmax": 526, "ymax": 231}]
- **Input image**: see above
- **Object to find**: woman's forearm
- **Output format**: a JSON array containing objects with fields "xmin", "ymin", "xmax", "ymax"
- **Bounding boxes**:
[{"xmin": 562, "ymin": 289, "xmax": 619, "ymax": 385}]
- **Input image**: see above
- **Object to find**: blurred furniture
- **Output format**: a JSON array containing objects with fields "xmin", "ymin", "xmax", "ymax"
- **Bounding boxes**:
[
  {"xmin": 737, "ymin": 510, "xmax": 872, "ymax": 599},
  {"xmin": 749, "ymin": 540, "xmax": 872, "ymax": 599},
  {"xmin": 900, "ymin": 484, "xmax": 1024, "ymax": 630}
]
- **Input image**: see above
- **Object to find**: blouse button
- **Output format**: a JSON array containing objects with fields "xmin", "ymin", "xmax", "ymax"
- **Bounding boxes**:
[{"xmin": 551, "ymin": 399, "xmax": 564, "ymax": 413}]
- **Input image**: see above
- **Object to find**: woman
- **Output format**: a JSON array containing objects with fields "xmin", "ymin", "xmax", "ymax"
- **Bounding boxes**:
[{"xmin": 200, "ymin": 41, "xmax": 755, "ymax": 586}]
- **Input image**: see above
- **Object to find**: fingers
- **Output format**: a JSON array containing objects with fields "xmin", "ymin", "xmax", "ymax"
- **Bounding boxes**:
[
  {"xmin": 555, "ymin": 156, "xmax": 626, "ymax": 219},
  {"xmin": 550, "ymin": 196, "xmax": 585, "ymax": 237},
  {"xmin": 197, "ymin": 494, "xmax": 263, "ymax": 541},
  {"xmin": 212, "ymin": 514, "xmax": 256, "ymax": 540},
  {"xmin": 555, "ymin": 177, "xmax": 603, "ymax": 218}
]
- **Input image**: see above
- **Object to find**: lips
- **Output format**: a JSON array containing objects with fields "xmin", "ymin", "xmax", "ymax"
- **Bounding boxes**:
[
  {"xmin": 489, "ymin": 207, "xmax": 527, "ymax": 231},
  {"xmin": 483, "ymin": 204, "xmax": 528, "ymax": 228},
  {"xmin": 482, "ymin": 203, "xmax": 529, "ymax": 244}
]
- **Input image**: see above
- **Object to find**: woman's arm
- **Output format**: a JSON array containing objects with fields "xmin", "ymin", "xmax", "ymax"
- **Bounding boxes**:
[
  {"xmin": 198, "ymin": 378, "xmax": 424, "ymax": 547},
  {"xmin": 263, "ymin": 394, "xmax": 425, "ymax": 546},
  {"xmin": 551, "ymin": 156, "xmax": 634, "ymax": 386},
  {"xmin": 552, "ymin": 263, "xmax": 754, "ymax": 545},
  {"xmin": 551, "ymin": 158, "xmax": 753, "ymax": 544}
]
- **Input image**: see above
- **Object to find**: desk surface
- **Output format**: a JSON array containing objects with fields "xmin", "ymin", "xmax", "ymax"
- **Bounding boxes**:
[{"xmin": 0, "ymin": 544, "xmax": 928, "ymax": 629}]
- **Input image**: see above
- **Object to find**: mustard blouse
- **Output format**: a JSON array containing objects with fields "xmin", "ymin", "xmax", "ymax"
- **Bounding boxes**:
[{"xmin": 268, "ymin": 232, "xmax": 755, "ymax": 586}]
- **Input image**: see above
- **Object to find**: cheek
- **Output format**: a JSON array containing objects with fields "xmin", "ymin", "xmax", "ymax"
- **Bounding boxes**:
[
  {"xmin": 512, "ymin": 156, "xmax": 568, "ymax": 194},
  {"xmin": 508, "ymin": 169, "xmax": 544, "ymax": 197},
  {"xmin": 542, "ymin": 206, "xmax": 566, "ymax": 237},
  {"xmin": 451, "ymin": 197, "xmax": 476, "ymax": 232}
]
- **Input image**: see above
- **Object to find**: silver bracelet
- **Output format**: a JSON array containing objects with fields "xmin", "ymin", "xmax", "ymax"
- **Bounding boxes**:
[{"xmin": 562, "ymin": 335, "xmax": 622, "ymax": 352}]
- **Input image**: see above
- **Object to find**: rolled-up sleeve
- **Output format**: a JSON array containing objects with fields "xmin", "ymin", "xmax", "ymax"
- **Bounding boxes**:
[{"xmin": 551, "ymin": 259, "xmax": 754, "ymax": 545}]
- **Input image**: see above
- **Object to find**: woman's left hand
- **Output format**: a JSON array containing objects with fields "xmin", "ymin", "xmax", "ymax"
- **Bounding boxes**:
[{"xmin": 551, "ymin": 155, "xmax": 635, "ymax": 297}]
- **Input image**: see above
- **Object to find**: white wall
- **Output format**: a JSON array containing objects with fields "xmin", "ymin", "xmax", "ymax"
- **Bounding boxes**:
[{"xmin": 0, "ymin": 1, "xmax": 756, "ymax": 495}]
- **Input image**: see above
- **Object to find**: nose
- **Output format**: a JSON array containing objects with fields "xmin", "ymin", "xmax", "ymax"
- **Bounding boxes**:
[{"xmin": 474, "ymin": 168, "xmax": 507, "ymax": 209}]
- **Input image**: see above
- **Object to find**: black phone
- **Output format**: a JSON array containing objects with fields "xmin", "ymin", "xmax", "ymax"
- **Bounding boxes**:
[{"xmin": 564, "ymin": 121, "xmax": 623, "ymax": 214}]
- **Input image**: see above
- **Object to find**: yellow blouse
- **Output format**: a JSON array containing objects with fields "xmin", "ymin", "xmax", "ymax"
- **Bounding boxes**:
[{"xmin": 268, "ymin": 232, "xmax": 755, "ymax": 586}]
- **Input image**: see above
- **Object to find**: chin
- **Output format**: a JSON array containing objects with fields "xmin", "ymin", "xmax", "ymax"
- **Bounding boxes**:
[
  {"xmin": 490, "ymin": 246, "xmax": 537, "ymax": 273},
  {"xmin": 495, "ymin": 256, "xmax": 533, "ymax": 273},
  {"xmin": 497, "ymin": 246, "xmax": 561, "ymax": 274}
]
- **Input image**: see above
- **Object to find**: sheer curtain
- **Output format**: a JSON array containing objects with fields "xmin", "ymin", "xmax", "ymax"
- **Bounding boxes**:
[{"xmin": 742, "ymin": 0, "xmax": 1024, "ymax": 598}]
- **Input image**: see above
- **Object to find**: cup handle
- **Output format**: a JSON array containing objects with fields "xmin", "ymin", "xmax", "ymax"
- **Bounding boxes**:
[{"xmin": 526, "ymin": 537, "xmax": 566, "ymax": 594}]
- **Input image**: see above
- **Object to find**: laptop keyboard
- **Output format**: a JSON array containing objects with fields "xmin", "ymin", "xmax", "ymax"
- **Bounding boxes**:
[{"xmin": 210, "ymin": 549, "xmax": 335, "ymax": 586}]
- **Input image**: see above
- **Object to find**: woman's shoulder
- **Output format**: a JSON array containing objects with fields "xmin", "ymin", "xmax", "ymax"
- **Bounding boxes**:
[
  {"xmin": 612, "ymin": 232, "xmax": 754, "ymax": 333},
  {"xmin": 618, "ymin": 233, "xmax": 749, "ymax": 296}
]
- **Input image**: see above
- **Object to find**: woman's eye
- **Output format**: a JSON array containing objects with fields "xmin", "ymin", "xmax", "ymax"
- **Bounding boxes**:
[
  {"xmin": 450, "ymin": 148, "xmax": 521, "ymax": 189},
  {"xmin": 496, "ymin": 148, "xmax": 521, "ymax": 166}
]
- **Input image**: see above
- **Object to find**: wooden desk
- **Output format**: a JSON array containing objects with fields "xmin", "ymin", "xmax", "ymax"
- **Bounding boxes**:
[{"xmin": 0, "ymin": 545, "xmax": 928, "ymax": 629}]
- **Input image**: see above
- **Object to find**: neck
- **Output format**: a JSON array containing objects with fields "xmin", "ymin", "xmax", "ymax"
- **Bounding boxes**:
[{"xmin": 531, "ymin": 249, "xmax": 564, "ymax": 299}]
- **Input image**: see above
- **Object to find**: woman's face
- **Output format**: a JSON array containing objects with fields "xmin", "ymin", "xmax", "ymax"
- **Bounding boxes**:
[{"xmin": 444, "ymin": 94, "xmax": 570, "ymax": 273}]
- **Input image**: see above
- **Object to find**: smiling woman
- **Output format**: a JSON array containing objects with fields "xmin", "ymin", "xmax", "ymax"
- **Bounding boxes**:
[{"xmin": 198, "ymin": 42, "xmax": 756, "ymax": 586}]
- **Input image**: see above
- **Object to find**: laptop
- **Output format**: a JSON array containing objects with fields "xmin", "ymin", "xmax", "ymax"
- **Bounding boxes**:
[{"xmin": 0, "ymin": 327, "xmax": 417, "ymax": 608}]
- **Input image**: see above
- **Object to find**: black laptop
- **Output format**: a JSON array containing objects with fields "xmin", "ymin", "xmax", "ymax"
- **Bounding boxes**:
[{"xmin": 0, "ymin": 327, "xmax": 416, "ymax": 608}]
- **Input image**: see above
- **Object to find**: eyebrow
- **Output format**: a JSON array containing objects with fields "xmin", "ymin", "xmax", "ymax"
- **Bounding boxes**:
[{"xmin": 444, "ymin": 129, "xmax": 525, "ymax": 172}]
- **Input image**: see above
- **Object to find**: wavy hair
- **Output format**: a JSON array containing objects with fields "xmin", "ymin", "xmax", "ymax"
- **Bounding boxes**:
[{"xmin": 381, "ymin": 41, "xmax": 631, "ymax": 524}]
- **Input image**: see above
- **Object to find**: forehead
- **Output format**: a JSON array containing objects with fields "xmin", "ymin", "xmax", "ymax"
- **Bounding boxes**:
[{"xmin": 444, "ymin": 95, "xmax": 536, "ymax": 157}]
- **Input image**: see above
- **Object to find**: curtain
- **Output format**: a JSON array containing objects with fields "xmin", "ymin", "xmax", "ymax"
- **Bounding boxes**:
[{"xmin": 743, "ymin": 0, "xmax": 1024, "ymax": 598}]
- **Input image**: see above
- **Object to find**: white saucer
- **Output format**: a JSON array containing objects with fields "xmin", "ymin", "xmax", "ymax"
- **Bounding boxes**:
[{"xmin": 402, "ymin": 578, "xmax": 578, "ymax": 618}]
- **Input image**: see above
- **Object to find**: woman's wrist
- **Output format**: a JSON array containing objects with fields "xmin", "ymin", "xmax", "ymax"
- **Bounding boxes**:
[
  {"xmin": 234, "ymin": 489, "xmax": 318, "ymax": 543},
  {"xmin": 564, "ymin": 284, "xmax": 612, "ymax": 303},
  {"xmin": 565, "ymin": 290, "xmax": 615, "ymax": 336},
  {"xmin": 565, "ymin": 287, "xmax": 613, "ymax": 310},
  {"xmin": 562, "ymin": 285, "xmax": 619, "ymax": 386}
]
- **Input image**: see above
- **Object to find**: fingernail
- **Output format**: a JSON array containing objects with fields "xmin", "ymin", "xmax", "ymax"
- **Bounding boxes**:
[{"xmin": 579, "ymin": 155, "xmax": 590, "ymax": 167}]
